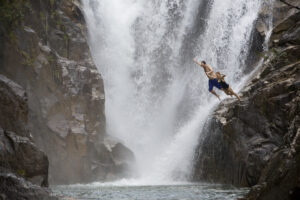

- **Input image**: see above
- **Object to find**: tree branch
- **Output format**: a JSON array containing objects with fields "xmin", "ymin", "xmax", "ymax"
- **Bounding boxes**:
[{"xmin": 279, "ymin": 0, "xmax": 300, "ymax": 10}]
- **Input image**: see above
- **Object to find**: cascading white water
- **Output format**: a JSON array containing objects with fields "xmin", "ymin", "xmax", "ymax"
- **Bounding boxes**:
[{"xmin": 83, "ymin": 0, "xmax": 264, "ymax": 184}]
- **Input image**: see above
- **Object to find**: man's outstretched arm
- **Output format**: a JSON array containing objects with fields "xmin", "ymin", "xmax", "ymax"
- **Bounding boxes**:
[{"xmin": 193, "ymin": 58, "xmax": 203, "ymax": 67}]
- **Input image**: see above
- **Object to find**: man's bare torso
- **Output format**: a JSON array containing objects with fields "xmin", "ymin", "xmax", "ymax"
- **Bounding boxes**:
[{"xmin": 203, "ymin": 64, "xmax": 217, "ymax": 79}]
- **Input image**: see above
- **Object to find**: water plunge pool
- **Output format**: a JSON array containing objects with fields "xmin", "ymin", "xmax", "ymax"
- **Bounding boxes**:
[{"xmin": 52, "ymin": 182, "xmax": 249, "ymax": 200}]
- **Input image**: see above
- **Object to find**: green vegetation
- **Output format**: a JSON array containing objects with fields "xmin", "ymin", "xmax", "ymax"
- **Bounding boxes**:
[
  {"xmin": 47, "ymin": 55, "xmax": 55, "ymax": 63},
  {"xmin": 47, "ymin": 55, "xmax": 63, "ymax": 85},
  {"xmin": 8, "ymin": 31, "xmax": 17, "ymax": 43},
  {"xmin": 0, "ymin": 0, "xmax": 31, "ymax": 32},
  {"xmin": 50, "ymin": 0, "xmax": 55, "ymax": 7},
  {"xmin": 257, "ymin": 51, "xmax": 269, "ymax": 61},
  {"xmin": 64, "ymin": 33, "xmax": 69, "ymax": 58},
  {"xmin": 270, "ymin": 48, "xmax": 289, "ymax": 65},
  {"xmin": 40, "ymin": 11, "xmax": 46, "ymax": 21},
  {"xmin": 16, "ymin": 169, "xmax": 26, "ymax": 176},
  {"xmin": 51, "ymin": 10, "xmax": 59, "ymax": 19},
  {"xmin": 20, "ymin": 50, "xmax": 35, "ymax": 67},
  {"xmin": 56, "ymin": 18, "xmax": 63, "ymax": 30}
]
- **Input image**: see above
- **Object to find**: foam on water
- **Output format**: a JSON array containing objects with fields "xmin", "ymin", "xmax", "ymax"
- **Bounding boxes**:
[{"xmin": 52, "ymin": 183, "xmax": 249, "ymax": 200}]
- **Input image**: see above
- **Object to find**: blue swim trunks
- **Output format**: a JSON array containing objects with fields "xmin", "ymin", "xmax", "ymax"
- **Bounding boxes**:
[{"xmin": 208, "ymin": 78, "xmax": 222, "ymax": 91}]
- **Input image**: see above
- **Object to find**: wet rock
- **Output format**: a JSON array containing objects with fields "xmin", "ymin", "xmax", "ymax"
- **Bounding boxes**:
[
  {"xmin": 193, "ymin": 106, "xmax": 279, "ymax": 186},
  {"xmin": 193, "ymin": 7, "xmax": 300, "ymax": 198},
  {"xmin": 109, "ymin": 141, "xmax": 135, "ymax": 179},
  {"xmin": 256, "ymin": 0, "xmax": 300, "ymax": 38},
  {"xmin": 111, "ymin": 143, "xmax": 135, "ymax": 166},
  {"xmin": 242, "ymin": 86, "xmax": 300, "ymax": 200},
  {"xmin": 194, "ymin": 57, "xmax": 299, "ymax": 187},
  {"xmin": 84, "ymin": 138, "xmax": 135, "ymax": 182},
  {"xmin": 0, "ymin": 75, "xmax": 52, "ymax": 199},
  {"xmin": 272, "ymin": 0, "xmax": 300, "ymax": 27},
  {"xmin": 0, "ymin": 129, "xmax": 49, "ymax": 187},
  {"xmin": 244, "ymin": 24, "xmax": 264, "ymax": 74},
  {"xmin": 278, "ymin": 23, "xmax": 300, "ymax": 45},
  {"xmin": 0, "ymin": 172, "xmax": 57, "ymax": 200},
  {"xmin": 0, "ymin": 0, "xmax": 133, "ymax": 184},
  {"xmin": 271, "ymin": 11, "xmax": 300, "ymax": 45},
  {"xmin": 47, "ymin": 114, "xmax": 69, "ymax": 138},
  {"xmin": 0, "ymin": 74, "xmax": 28, "ymax": 137}
]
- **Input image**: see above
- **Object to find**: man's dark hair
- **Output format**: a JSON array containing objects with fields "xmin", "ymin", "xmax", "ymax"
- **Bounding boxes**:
[{"xmin": 201, "ymin": 60, "xmax": 206, "ymax": 64}]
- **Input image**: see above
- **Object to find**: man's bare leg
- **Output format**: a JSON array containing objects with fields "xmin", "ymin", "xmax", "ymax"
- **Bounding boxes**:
[
  {"xmin": 228, "ymin": 88, "xmax": 241, "ymax": 101},
  {"xmin": 223, "ymin": 89, "xmax": 230, "ymax": 95},
  {"xmin": 210, "ymin": 90, "xmax": 221, "ymax": 101},
  {"xmin": 222, "ymin": 88, "xmax": 241, "ymax": 101}
]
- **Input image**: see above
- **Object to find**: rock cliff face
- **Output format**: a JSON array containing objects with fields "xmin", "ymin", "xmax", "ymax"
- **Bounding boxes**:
[
  {"xmin": 0, "ymin": 0, "xmax": 133, "ymax": 184},
  {"xmin": 193, "ymin": 1, "xmax": 300, "ymax": 199},
  {"xmin": 0, "ymin": 74, "xmax": 56, "ymax": 199}
]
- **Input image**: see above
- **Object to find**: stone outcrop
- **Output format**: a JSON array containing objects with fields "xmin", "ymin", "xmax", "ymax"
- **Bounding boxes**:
[
  {"xmin": 256, "ymin": 0, "xmax": 300, "ymax": 38},
  {"xmin": 0, "ymin": 172, "xmax": 56, "ymax": 200},
  {"xmin": 193, "ymin": 3, "xmax": 300, "ymax": 200},
  {"xmin": 241, "ymin": 8, "xmax": 300, "ymax": 200},
  {"xmin": 0, "ymin": 129, "xmax": 49, "ymax": 187},
  {"xmin": 0, "ymin": 75, "xmax": 55, "ymax": 199},
  {"xmin": 0, "ymin": 0, "xmax": 134, "ymax": 184},
  {"xmin": 0, "ymin": 74, "xmax": 28, "ymax": 137}
]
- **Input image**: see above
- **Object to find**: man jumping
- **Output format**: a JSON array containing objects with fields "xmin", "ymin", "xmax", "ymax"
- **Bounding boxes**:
[{"xmin": 193, "ymin": 58, "xmax": 221, "ymax": 100}]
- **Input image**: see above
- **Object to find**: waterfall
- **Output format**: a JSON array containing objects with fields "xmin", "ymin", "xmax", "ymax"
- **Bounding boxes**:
[{"xmin": 83, "ymin": 0, "xmax": 264, "ymax": 184}]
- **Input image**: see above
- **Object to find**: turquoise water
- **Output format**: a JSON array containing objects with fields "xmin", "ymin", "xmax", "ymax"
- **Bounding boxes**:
[{"xmin": 52, "ymin": 183, "xmax": 248, "ymax": 200}]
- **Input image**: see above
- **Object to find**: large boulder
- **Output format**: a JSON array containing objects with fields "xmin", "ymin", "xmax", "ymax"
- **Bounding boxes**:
[
  {"xmin": 0, "ymin": 74, "xmax": 54, "ymax": 199},
  {"xmin": 0, "ymin": 171, "xmax": 56, "ymax": 200},
  {"xmin": 0, "ymin": 128, "xmax": 49, "ymax": 187},
  {"xmin": 0, "ymin": 74, "xmax": 28, "ymax": 137},
  {"xmin": 241, "ymin": 9, "xmax": 300, "ymax": 200}
]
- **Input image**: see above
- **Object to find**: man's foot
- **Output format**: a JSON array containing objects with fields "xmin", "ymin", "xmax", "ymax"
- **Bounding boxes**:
[
  {"xmin": 210, "ymin": 90, "xmax": 221, "ymax": 101},
  {"xmin": 234, "ymin": 95, "xmax": 241, "ymax": 102}
]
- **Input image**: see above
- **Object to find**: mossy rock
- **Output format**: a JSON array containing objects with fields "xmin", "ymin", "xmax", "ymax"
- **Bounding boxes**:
[{"xmin": 0, "ymin": 0, "xmax": 31, "ymax": 32}]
